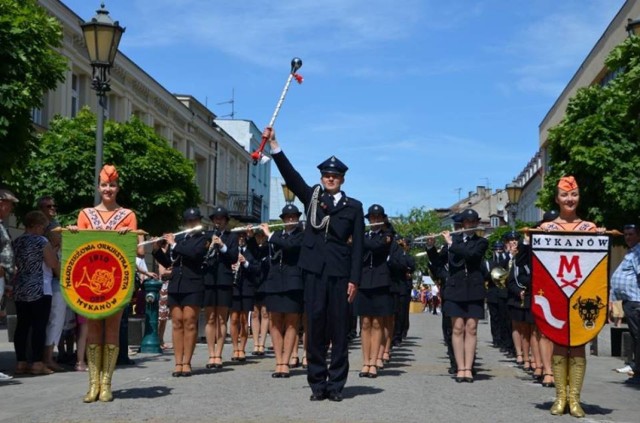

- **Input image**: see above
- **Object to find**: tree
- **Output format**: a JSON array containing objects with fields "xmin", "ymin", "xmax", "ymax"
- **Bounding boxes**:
[
  {"xmin": 10, "ymin": 108, "xmax": 201, "ymax": 234},
  {"xmin": 0, "ymin": 0, "xmax": 67, "ymax": 180},
  {"xmin": 391, "ymin": 206, "xmax": 443, "ymax": 275},
  {"xmin": 538, "ymin": 36, "xmax": 640, "ymax": 229}
]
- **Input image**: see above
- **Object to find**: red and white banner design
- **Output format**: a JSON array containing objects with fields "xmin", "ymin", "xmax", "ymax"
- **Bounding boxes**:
[{"xmin": 531, "ymin": 232, "xmax": 610, "ymax": 347}]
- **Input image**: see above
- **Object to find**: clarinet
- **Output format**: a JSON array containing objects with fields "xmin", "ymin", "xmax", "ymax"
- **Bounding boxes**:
[{"xmin": 204, "ymin": 225, "xmax": 222, "ymax": 263}]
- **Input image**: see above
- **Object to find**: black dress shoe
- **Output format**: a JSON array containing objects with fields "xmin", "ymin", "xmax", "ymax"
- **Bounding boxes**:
[
  {"xmin": 448, "ymin": 367, "xmax": 457, "ymax": 375},
  {"xmin": 327, "ymin": 392, "xmax": 343, "ymax": 402},
  {"xmin": 309, "ymin": 392, "xmax": 326, "ymax": 401}
]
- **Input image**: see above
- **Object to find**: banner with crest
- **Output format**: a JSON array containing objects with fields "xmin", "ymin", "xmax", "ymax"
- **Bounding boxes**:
[
  {"xmin": 530, "ymin": 231, "xmax": 610, "ymax": 347},
  {"xmin": 60, "ymin": 230, "xmax": 137, "ymax": 319}
]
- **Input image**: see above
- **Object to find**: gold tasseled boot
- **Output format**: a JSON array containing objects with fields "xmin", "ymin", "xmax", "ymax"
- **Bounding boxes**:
[
  {"xmin": 99, "ymin": 344, "xmax": 119, "ymax": 402},
  {"xmin": 83, "ymin": 344, "xmax": 102, "ymax": 403},
  {"xmin": 550, "ymin": 355, "xmax": 568, "ymax": 415},
  {"xmin": 568, "ymin": 356, "xmax": 586, "ymax": 418}
]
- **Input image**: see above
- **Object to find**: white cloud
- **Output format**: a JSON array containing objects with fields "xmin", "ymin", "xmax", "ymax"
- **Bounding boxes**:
[{"xmin": 502, "ymin": 0, "xmax": 625, "ymax": 96}]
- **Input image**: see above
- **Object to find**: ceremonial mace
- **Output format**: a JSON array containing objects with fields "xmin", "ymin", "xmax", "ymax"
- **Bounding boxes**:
[{"xmin": 250, "ymin": 57, "xmax": 303, "ymax": 165}]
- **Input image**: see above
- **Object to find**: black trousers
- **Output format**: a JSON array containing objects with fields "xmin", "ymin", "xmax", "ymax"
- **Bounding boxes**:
[
  {"xmin": 304, "ymin": 272, "xmax": 350, "ymax": 395},
  {"xmin": 14, "ymin": 296, "xmax": 52, "ymax": 362},
  {"xmin": 487, "ymin": 301, "xmax": 500, "ymax": 345},
  {"xmin": 497, "ymin": 297, "xmax": 513, "ymax": 349},
  {"xmin": 623, "ymin": 301, "xmax": 640, "ymax": 372},
  {"xmin": 441, "ymin": 300, "xmax": 455, "ymax": 368},
  {"xmin": 393, "ymin": 293, "xmax": 409, "ymax": 343}
]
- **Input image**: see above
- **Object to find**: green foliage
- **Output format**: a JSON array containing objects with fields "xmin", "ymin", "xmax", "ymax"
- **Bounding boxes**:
[
  {"xmin": 9, "ymin": 108, "xmax": 201, "ymax": 234},
  {"xmin": 0, "ymin": 0, "xmax": 68, "ymax": 180},
  {"xmin": 391, "ymin": 207, "xmax": 443, "ymax": 274},
  {"xmin": 539, "ymin": 36, "xmax": 640, "ymax": 230}
]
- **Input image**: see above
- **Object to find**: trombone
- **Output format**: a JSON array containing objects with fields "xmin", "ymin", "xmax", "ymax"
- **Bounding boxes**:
[
  {"xmin": 137, "ymin": 225, "xmax": 204, "ymax": 246},
  {"xmin": 413, "ymin": 226, "xmax": 485, "ymax": 242}
]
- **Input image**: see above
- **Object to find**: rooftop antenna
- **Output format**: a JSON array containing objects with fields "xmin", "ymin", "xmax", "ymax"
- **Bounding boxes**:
[
  {"xmin": 454, "ymin": 187, "xmax": 462, "ymax": 201},
  {"xmin": 217, "ymin": 88, "xmax": 235, "ymax": 119}
]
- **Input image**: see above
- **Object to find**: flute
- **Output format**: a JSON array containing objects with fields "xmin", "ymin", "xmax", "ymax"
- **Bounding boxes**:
[
  {"xmin": 365, "ymin": 222, "xmax": 385, "ymax": 229},
  {"xmin": 413, "ymin": 226, "xmax": 485, "ymax": 242},
  {"xmin": 229, "ymin": 222, "xmax": 290, "ymax": 233},
  {"xmin": 137, "ymin": 225, "xmax": 203, "ymax": 246}
]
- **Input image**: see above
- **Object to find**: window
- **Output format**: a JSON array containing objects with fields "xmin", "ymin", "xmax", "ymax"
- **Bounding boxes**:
[
  {"xmin": 71, "ymin": 74, "xmax": 79, "ymax": 117},
  {"xmin": 31, "ymin": 107, "xmax": 43, "ymax": 126},
  {"xmin": 490, "ymin": 216, "xmax": 500, "ymax": 228}
]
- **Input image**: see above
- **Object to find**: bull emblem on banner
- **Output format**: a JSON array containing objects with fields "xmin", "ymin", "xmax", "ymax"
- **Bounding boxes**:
[{"xmin": 572, "ymin": 296, "xmax": 605, "ymax": 330}]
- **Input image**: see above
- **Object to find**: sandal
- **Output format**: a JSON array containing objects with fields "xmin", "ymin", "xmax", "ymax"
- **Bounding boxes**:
[
  {"xmin": 359, "ymin": 365, "xmax": 370, "ymax": 378},
  {"xmin": 515, "ymin": 354, "xmax": 524, "ymax": 366},
  {"xmin": 74, "ymin": 363, "xmax": 88, "ymax": 372},
  {"xmin": 237, "ymin": 351, "xmax": 246, "ymax": 362},
  {"xmin": 205, "ymin": 356, "xmax": 217, "ymax": 369},
  {"xmin": 368, "ymin": 364, "xmax": 378, "ymax": 379},
  {"xmin": 302, "ymin": 356, "xmax": 308, "ymax": 369},
  {"xmin": 231, "ymin": 350, "xmax": 240, "ymax": 362},
  {"xmin": 522, "ymin": 361, "xmax": 532, "ymax": 372},
  {"xmin": 14, "ymin": 362, "xmax": 29, "ymax": 376},
  {"xmin": 30, "ymin": 365, "xmax": 54, "ymax": 376},
  {"xmin": 382, "ymin": 352, "xmax": 391, "ymax": 364},
  {"xmin": 375, "ymin": 358, "xmax": 384, "ymax": 370},
  {"xmin": 541, "ymin": 374, "xmax": 555, "ymax": 388},
  {"xmin": 289, "ymin": 357, "xmax": 300, "ymax": 368},
  {"xmin": 455, "ymin": 368, "xmax": 466, "ymax": 383},
  {"xmin": 172, "ymin": 363, "xmax": 183, "ymax": 377},
  {"xmin": 181, "ymin": 363, "xmax": 192, "ymax": 377}
]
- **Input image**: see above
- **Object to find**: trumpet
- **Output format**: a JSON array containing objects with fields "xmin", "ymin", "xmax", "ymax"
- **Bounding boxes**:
[
  {"xmin": 137, "ymin": 225, "xmax": 204, "ymax": 246},
  {"xmin": 230, "ymin": 222, "xmax": 291, "ymax": 233},
  {"xmin": 413, "ymin": 226, "xmax": 485, "ymax": 242}
]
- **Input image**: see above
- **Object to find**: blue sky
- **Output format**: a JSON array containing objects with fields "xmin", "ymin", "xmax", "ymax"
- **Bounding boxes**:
[{"xmin": 62, "ymin": 0, "xmax": 624, "ymax": 216}]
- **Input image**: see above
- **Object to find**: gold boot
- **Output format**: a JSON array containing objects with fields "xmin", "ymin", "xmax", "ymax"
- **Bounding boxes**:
[
  {"xmin": 550, "ymin": 355, "xmax": 568, "ymax": 415},
  {"xmin": 83, "ymin": 344, "xmax": 102, "ymax": 403},
  {"xmin": 568, "ymin": 356, "xmax": 586, "ymax": 418},
  {"xmin": 99, "ymin": 344, "xmax": 119, "ymax": 402}
]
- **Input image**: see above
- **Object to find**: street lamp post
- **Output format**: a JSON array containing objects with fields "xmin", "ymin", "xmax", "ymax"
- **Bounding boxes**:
[
  {"xmin": 81, "ymin": 3, "xmax": 125, "ymax": 204},
  {"xmin": 505, "ymin": 182, "xmax": 523, "ymax": 230},
  {"xmin": 626, "ymin": 17, "xmax": 640, "ymax": 37},
  {"xmin": 281, "ymin": 183, "xmax": 296, "ymax": 204}
]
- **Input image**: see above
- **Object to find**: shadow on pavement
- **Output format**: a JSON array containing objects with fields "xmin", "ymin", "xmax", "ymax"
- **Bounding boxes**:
[
  {"xmin": 342, "ymin": 385, "xmax": 384, "ymax": 399},
  {"xmin": 115, "ymin": 385, "xmax": 172, "ymax": 399}
]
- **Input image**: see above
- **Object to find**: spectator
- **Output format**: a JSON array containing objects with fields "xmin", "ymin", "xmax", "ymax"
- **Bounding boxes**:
[
  {"xmin": 38, "ymin": 196, "xmax": 66, "ymax": 372},
  {"xmin": 12, "ymin": 210, "xmax": 60, "ymax": 376},
  {"xmin": 610, "ymin": 223, "xmax": 640, "ymax": 384},
  {"xmin": 0, "ymin": 188, "xmax": 18, "ymax": 381}
]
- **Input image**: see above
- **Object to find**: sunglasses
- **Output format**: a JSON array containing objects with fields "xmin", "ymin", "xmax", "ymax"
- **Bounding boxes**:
[{"xmin": 623, "ymin": 224, "xmax": 637, "ymax": 230}]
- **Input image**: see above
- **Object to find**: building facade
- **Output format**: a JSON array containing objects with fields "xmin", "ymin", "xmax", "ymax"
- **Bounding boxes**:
[{"xmin": 35, "ymin": 0, "xmax": 257, "ymax": 222}]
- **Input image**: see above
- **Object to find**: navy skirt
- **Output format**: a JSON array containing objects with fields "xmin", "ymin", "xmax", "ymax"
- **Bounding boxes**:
[
  {"xmin": 443, "ymin": 299, "xmax": 484, "ymax": 319},
  {"xmin": 508, "ymin": 306, "xmax": 534, "ymax": 324},
  {"xmin": 203, "ymin": 286, "xmax": 232, "ymax": 308},
  {"xmin": 356, "ymin": 286, "xmax": 394, "ymax": 317},
  {"xmin": 168, "ymin": 291, "xmax": 203, "ymax": 308},
  {"xmin": 266, "ymin": 290, "xmax": 304, "ymax": 314},
  {"xmin": 231, "ymin": 296, "xmax": 254, "ymax": 312}
]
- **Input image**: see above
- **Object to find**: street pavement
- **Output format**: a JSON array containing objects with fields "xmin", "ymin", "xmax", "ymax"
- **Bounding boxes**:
[{"xmin": 0, "ymin": 310, "xmax": 638, "ymax": 423}]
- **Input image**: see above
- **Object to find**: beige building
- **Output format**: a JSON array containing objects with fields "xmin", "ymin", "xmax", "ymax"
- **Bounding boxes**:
[
  {"xmin": 34, "ymin": 0, "xmax": 255, "ymax": 221},
  {"xmin": 503, "ymin": 0, "xmax": 640, "ymax": 226}
]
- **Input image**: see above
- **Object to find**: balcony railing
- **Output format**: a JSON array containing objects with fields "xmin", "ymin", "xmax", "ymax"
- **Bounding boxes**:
[{"xmin": 226, "ymin": 191, "xmax": 263, "ymax": 223}]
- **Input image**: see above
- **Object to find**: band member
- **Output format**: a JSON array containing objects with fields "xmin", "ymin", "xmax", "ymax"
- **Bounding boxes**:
[
  {"xmin": 246, "ymin": 230, "xmax": 270, "ymax": 356},
  {"xmin": 68, "ymin": 165, "xmax": 141, "ymax": 402},
  {"xmin": 262, "ymin": 205, "xmax": 304, "ymax": 378},
  {"xmin": 541, "ymin": 176, "xmax": 601, "ymax": 418},
  {"xmin": 152, "ymin": 207, "xmax": 207, "ymax": 377},
  {"xmin": 504, "ymin": 231, "xmax": 539, "ymax": 379},
  {"xmin": 203, "ymin": 206, "xmax": 238, "ymax": 369},
  {"xmin": 229, "ymin": 232, "xmax": 258, "ymax": 362},
  {"xmin": 441, "ymin": 209, "xmax": 488, "ymax": 383},
  {"xmin": 267, "ymin": 128, "xmax": 364, "ymax": 402},
  {"xmin": 485, "ymin": 241, "xmax": 505, "ymax": 348},
  {"xmin": 357, "ymin": 205, "xmax": 394, "ymax": 378}
]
